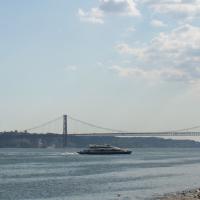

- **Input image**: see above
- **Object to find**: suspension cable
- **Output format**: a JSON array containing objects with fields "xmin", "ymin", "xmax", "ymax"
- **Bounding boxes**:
[
  {"xmin": 24, "ymin": 116, "xmax": 62, "ymax": 132},
  {"xmin": 23, "ymin": 113, "xmax": 200, "ymax": 134},
  {"xmin": 170, "ymin": 125, "xmax": 200, "ymax": 133},
  {"xmin": 67, "ymin": 115, "xmax": 128, "ymax": 133}
]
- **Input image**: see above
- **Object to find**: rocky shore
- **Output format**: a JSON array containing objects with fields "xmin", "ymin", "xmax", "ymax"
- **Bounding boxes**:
[{"xmin": 155, "ymin": 189, "xmax": 200, "ymax": 200}]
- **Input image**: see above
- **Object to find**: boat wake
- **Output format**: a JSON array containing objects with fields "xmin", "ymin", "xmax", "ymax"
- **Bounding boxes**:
[{"xmin": 61, "ymin": 152, "xmax": 78, "ymax": 156}]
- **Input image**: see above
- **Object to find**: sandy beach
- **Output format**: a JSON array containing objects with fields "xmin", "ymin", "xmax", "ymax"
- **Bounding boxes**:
[{"xmin": 155, "ymin": 189, "xmax": 200, "ymax": 200}]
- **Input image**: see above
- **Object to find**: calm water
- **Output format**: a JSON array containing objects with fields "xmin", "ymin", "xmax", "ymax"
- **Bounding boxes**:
[{"xmin": 1, "ymin": 148, "xmax": 200, "ymax": 200}]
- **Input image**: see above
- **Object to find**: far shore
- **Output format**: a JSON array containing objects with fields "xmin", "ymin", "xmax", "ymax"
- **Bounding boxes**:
[{"xmin": 154, "ymin": 188, "xmax": 200, "ymax": 200}]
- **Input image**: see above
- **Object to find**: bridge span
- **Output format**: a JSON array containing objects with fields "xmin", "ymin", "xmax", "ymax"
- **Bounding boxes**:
[
  {"xmin": 73, "ymin": 132, "xmax": 200, "ymax": 137},
  {"xmin": 23, "ymin": 114, "xmax": 200, "ymax": 147}
]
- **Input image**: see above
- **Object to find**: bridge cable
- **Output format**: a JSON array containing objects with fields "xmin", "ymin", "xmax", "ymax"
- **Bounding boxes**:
[
  {"xmin": 24, "ymin": 116, "xmax": 62, "ymax": 132},
  {"xmin": 67, "ymin": 115, "xmax": 129, "ymax": 133},
  {"xmin": 170, "ymin": 124, "xmax": 200, "ymax": 133}
]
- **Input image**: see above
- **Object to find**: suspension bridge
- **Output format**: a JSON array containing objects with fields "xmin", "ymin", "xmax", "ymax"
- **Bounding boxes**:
[{"xmin": 23, "ymin": 114, "xmax": 200, "ymax": 147}]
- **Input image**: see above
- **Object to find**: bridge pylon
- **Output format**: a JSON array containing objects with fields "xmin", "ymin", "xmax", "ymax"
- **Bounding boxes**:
[{"xmin": 63, "ymin": 114, "xmax": 68, "ymax": 148}]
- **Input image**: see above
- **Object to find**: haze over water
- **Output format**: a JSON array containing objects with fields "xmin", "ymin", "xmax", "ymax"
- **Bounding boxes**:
[{"xmin": 1, "ymin": 148, "xmax": 200, "ymax": 200}]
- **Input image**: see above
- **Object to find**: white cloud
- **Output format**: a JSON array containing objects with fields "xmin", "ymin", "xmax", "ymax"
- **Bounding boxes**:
[
  {"xmin": 150, "ymin": 19, "xmax": 167, "ymax": 27},
  {"xmin": 116, "ymin": 43, "xmax": 146, "ymax": 58},
  {"xmin": 100, "ymin": 0, "xmax": 140, "ymax": 16},
  {"xmin": 153, "ymin": 1, "xmax": 200, "ymax": 14},
  {"xmin": 111, "ymin": 65, "xmax": 187, "ymax": 81},
  {"xmin": 150, "ymin": 24, "xmax": 200, "ymax": 54},
  {"xmin": 78, "ymin": 0, "xmax": 140, "ymax": 24},
  {"xmin": 139, "ymin": 0, "xmax": 200, "ymax": 20},
  {"xmin": 115, "ymin": 24, "xmax": 200, "ymax": 83},
  {"xmin": 78, "ymin": 8, "xmax": 104, "ymax": 24}
]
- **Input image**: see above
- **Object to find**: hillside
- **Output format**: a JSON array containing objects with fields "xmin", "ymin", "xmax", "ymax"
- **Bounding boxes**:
[{"xmin": 0, "ymin": 132, "xmax": 200, "ymax": 148}]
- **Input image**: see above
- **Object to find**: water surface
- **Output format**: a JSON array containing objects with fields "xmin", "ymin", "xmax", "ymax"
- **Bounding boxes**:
[{"xmin": 1, "ymin": 148, "xmax": 200, "ymax": 200}]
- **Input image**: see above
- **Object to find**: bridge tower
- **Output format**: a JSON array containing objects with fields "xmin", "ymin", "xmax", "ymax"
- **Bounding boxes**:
[{"xmin": 63, "ymin": 114, "xmax": 68, "ymax": 148}]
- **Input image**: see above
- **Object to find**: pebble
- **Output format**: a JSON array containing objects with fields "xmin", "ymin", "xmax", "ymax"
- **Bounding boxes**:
[{"xmin": 154, "ymin": 188, "xmax": 200, "ymax": 200}]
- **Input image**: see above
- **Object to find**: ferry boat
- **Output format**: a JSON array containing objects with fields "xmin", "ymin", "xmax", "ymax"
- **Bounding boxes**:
[{"xmin": 78, "ymin": 144, "xmax": 132, "ymax": 155}]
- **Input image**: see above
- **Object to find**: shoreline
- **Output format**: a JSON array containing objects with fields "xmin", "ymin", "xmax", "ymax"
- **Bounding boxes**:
[{"xmin": 154, "ymin": 188, "xmax": 200, "ymax": 200}]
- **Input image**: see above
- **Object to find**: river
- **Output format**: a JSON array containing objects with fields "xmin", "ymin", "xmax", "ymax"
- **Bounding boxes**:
[{"xmin": 1, "ymin": 148, "xmax": 200, "ymax": 200}]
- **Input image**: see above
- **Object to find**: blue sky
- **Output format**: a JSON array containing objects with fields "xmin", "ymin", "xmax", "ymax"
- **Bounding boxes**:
[{"xmin": 0, "ymin": 0, "xmax": 200, "ymax": 133}]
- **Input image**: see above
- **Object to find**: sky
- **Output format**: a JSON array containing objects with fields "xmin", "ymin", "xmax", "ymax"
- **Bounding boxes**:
[{"xmin": 0, "ymin": 0, "xmax": 200, "ymax": 133}]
